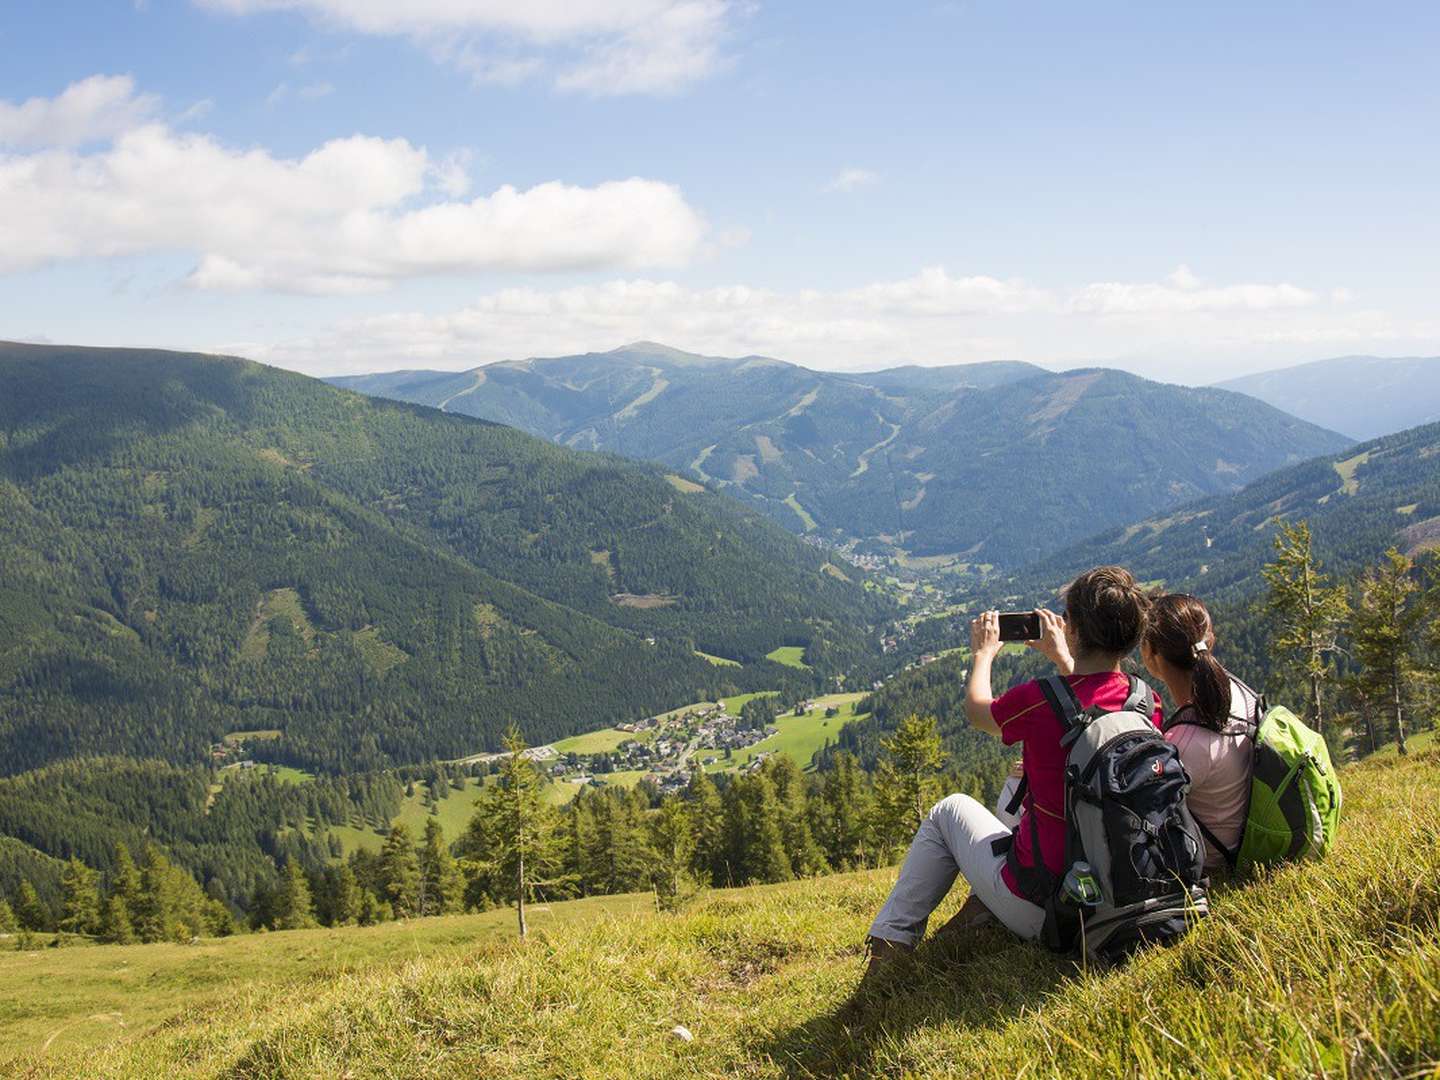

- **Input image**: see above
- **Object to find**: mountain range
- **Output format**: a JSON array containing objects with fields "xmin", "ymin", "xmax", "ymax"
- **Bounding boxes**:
[
  {"xmin": 0, "ymin": 342, "xmax": 884, "ymax": 776},
  {"xmin": 1217, "ymin": 355, "xmax": 1440, "ymax": 441},
  {"xmin": 332, "ymin": 343, "xmax": 1352, "ymax": 567},
  {"xmin": 997, "ymin": 415, "xmax": 1440, "ymax": 608}
]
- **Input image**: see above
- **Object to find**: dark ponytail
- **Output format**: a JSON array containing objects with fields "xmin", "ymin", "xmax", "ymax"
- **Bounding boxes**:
[{"xmin": 1144, "ymin": 594, "xmax": 1232, "ymax": 730}]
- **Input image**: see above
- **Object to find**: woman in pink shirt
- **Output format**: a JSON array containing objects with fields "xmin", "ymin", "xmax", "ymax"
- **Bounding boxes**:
[
  {"xmin": 1141, "ymin": 594, "xmax": 1255, "ymax": 874},
  {"xmin": 864, "ymin": 566, "xmax": 1159, "ymax": 964}
]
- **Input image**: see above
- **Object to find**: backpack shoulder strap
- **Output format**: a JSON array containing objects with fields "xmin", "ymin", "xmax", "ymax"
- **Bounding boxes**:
[
  {"xmin": 1193, "ymin": 814, "xmax": 1239, "ymax": 871},
  {"xmin": 1228, "ymin": 676, "xmax": 1265, "ymax": 735},
  {"xmin": 1038, "ymin": 675, "xmax": 1084, "ymax": 731},
  {"xmin": 1122, "ymin": 675, "xmax": 1155, "ymax": 719},
  {"xmin": 1003, "ymin": 773, "xmax": 1029, "ymax": 817}
]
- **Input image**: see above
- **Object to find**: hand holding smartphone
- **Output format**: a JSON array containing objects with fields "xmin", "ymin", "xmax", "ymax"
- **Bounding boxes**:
[{"xmin": 996, "ymin": 611, "xmax": 1042, "ymax": 642}]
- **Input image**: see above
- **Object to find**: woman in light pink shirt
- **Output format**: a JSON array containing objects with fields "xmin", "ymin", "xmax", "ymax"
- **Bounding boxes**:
[{"xmin": 1140, "ymin": 594, "xmax": 1255, "ymax": 874}]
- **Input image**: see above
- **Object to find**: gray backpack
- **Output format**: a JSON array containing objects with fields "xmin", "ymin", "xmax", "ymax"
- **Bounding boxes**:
[{"xmin": 1006, "ymin": 676, "xmax": 1209, "ymax": 963}]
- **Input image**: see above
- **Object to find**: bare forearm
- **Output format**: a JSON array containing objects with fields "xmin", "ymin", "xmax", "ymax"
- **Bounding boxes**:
[{"xmin": 966, "ymin": 651, "xmax": 1001, "ymax": 735}]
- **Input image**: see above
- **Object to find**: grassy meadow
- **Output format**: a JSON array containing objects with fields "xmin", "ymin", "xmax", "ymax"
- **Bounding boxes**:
[
  {"xmin": 765, "ymin": 645, "xmax": 812, "ymax": 669},
  {"xmin": 11, "ymin": 738, "xmax": 1438, "ymax": 1078},
  {"xmin": 0, "ymin": 893, "xmax": 651, "ymax": 1069},
  {"xmin": 702, "ymin": 693, "xmax": 868, "ymax": 774}
]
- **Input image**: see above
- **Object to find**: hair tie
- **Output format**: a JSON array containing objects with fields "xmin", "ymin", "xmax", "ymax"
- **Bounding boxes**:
[{"xmin": 1191, "ymin": 640, "xmax": 1209, "ymax": 659}]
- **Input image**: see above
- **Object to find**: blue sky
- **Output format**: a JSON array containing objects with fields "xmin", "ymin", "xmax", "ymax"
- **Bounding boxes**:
[{"xmin": 2, "ymin": 1, "xmax": 1437, "ymax": 380}]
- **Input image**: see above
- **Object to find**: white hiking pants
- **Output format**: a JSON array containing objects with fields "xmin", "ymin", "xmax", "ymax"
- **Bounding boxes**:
[{"xmin": 868, "ymin": 776, "xmax": 1046, "ymax": 946}]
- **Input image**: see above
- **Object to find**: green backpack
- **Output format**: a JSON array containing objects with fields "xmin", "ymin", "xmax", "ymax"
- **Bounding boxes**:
[{"xmin": 1176, "ymin": 679, "xmax": 1342, "ymax": 873}]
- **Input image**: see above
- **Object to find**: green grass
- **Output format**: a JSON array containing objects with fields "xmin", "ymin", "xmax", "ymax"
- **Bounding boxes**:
[
  {"xmin": 783, "ymin": 493, "xmax": 817, "ymax": 531},
  {"xmin": 1333, "ymin": 450, "xmax": 1371, "ymax": 495},
  {"xmin": 217, "ymin": 763, "xmax": 314, "ymax": 788},
  {"xmin": 239, "ymin": 587, "xmax": 314, "ymax": 661},
  {"xmin": 720, "ymin": 691, "xmax": 778, "ymax": 715},
  {"xmin": 30, "ymin": 743, "xmax": 1440, "ymax": 1078},
  {"xmin": 332, "ymin": 776, "xmax": 563, "ymax": 857},
  {"xmin": 351, "ymin": 626, "xmax": 407, "ymax": 677},
  {"xmin": 552, "ymin": 727, "xmax": 645, "ymax": 755},
  {"xmin": 694, "ymin": 650, "xmax": 742, "ymax": 668},
  {"xmin": 765, "ymin": 645, "xmax": 811, "ymax": 670},
  {"xmin": 220, "ymin": 729, "xmax": 281, "ymax": 744},
  {"xmin": 0, "ymin": 893, "xmax": 652, "ymax": 1068},
  {"xmin": 702, "ymin": 693, "xmax": 867, "ymax": 774}
]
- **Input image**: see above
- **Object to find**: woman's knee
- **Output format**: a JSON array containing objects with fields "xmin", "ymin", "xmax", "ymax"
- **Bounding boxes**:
[{"xmin": 928, "ymin": 792, "xmax": 981, "ymax": 823}]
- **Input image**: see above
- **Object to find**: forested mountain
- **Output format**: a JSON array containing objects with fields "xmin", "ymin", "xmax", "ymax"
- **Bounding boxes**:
[
  {"xmin": 1217, "ymin": 355, "xmax": 1440, "ymax": 440},
  {"xmin": 332, "ymin": 343, "xmax": 1350, "ymax": 565},
  {"xmin": 993, "ymin": 416, "xmax": 1440, "ymax": 609},
  {"xmin": 0, "ymin": 342, "xmax": 886, "ymax": 776}
]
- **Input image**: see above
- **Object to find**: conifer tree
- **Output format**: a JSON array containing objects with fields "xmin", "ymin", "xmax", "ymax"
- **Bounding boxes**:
[
  {"xmin": 14, "ymin": 880, "xmax": 50, "ymax": 932},
  {"xmin": 565, "ymin": 787, "xmax": 596, "ymax": 897},
  {"xmin": 585, "ymin": 788, "xmax": 652, "ymax": 895},
  {"xmin": 330, "ymin": 863, "xmax": 360, "ymax": 926},
  {"xmin": 684, "ymin": 768, "xmax": 726, "ymax": 887},
  {"xmin": 379, "ymin": 824, "xmax": 421, "ymax": 919},
  {"xmin": 274, "ymin": 860, "xmax": 318, "ymax": 930},
  {"xmin": 877, "ymin": 713, "xmax": 944, "ymax": 845},
  {"xmin": 417, "ymin": 818, "xmax": 462, "ymax": 916},
  {"xmin": 766, "ymin": 756, "xmax": 827, "ymax": 877},
  {"xmin": 463, "ymin": 725, "xmax": 568, "ymax": 938},
  {"xmin": 1352, "ymin": 548, "xmax": 1422, "ymax": 755},
  {"xmin": 356, "ymin": 887, "xmax": 386, "ymax": 926},
  {"xmin": 1264, "ymin": 520, "xmax": 1351, "ymax": 731},
  {"xmin": 0, "ymin": 898, "xmax": 15, "ymax": 934},
  {"xmin": 110, "ymin": 842, "xmax": 141, "ymax": 906},
  {"xmin": 98, "ymin": 892, "xmax": 135, "ymax": 944},
  {"xmin": 60, "ymin": 857, "xmax": 101, "ymax": 936},
  {"xmin": 648, "ymin": 796, "xmax": 696, "ymax": 912},
  {"xmin": 817, "ymin": 751, "xmax": 875, "ymax": 869},
  {"xmin": 723, "ymin": 772, "xmax": 791, "ymax": 884}
]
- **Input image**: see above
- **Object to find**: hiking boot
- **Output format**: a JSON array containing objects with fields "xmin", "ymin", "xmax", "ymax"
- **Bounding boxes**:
[
  {"xmin": 936, "ymin": 893, "xmax": 996, "ymax": 938},
  {"xmin": 836, "ymin": 936, "xmax": 914, "ymax": 1024}
]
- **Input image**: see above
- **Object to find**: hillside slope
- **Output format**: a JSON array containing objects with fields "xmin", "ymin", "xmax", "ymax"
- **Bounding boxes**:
[
  {"xmin": 22, "ymin": 741, "xmax": 1439, "ymax": 1078},
  {"xmin": 1218, "ymin": 354, "xmax": 1440, "ymax": 440},
  {"xmin": 332, "ymin": 343, "xmax": 1350, "ymax": 565},
  {"xmin": 0, "ymin": 342, "xmax": 884, "ymax": 774},
  {"xmin": 1005, "ymin": 415, "xmax": 1440, "ymax": 607}
]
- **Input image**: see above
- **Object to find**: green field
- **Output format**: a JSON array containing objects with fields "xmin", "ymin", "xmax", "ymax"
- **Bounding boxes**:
[
  {"xmin": 552, "ymin": 727, "xmax": 646, "ymax": 755},
  {"xmin": 217, "ymin": 763, "xmax": 314, "ymax": 786},
  {"xmin": 719, "ymin": 690, "xmax": 779, "ymax": 715},
  {"xmin": 702, "ymin": 693, "xmax": 867, "ymax": 774},
  {"xmin": 0, "ymin": 892, "xmax": 652, "ymax": 1067},
  {"xmin": 765, "ymin": 645, "xmax": 811, "ymax": 669},
  {"xmin": 331, "ymin": 773, "xmax": 581, "ymax": 856},
  {"xmin": 25, "ymin": 743, "xmax": 1439, "ymax": 1079},
  {"xmin": 694, "ymin": 650, "xmax": 742, "ymax": 667},
  {"xmin": 239, "ymin": 587, "xmax": 314, "ymax": 661}
]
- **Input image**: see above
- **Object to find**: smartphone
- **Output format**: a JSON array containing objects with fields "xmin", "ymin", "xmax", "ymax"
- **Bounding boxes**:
[{"xmin": 997, "ymin": 611, "xmax": 1041, "ymax": 642}]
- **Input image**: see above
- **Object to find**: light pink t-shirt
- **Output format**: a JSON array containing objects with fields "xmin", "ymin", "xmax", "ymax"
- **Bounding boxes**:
[{"xmin": 1164, "ymin": 683, "xmax": 1255, "ymax": 872}]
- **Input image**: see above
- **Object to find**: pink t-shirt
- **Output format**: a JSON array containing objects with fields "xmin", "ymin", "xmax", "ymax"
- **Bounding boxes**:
[
  {"xmin": 992, "ymin": 672, "xmax": 1164, "ymax": 898},
  {"xmin": 1165, "ymin": 700, "xmax": 1254, "ymax": 872}
]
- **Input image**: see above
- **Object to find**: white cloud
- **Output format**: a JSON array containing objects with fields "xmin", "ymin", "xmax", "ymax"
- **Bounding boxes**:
[
  {"xmin": 823, "ymin": 167, "xmax": 878, "ymax": 193},
  {"xmin": 1069, "ymin": 264, "xmax": 1318, "ymax": 316},
  {"xmin": 0, "ymin": 78, "xmax": 709, "ymax": 292},
  {"xmin": 246, "ymin": 265, "xmax": 1357, "ymax": 377},
  {"xmin": 554, "ymin": 1, "xmax": 731, "ymax": 95},
  {"xmin": 845, "ymin": 267, "xmax": 1052, "ymax": 316},
  {"xmin": 0, "ymin": 75, "xmax": 159, "ymax": 148},
  {"xmin": 299, "ymin": 81, "xmax": 336, "ymax": 99},
  {"xmin": 195, "ymin": 0, "xmax": 739, "ymax": 94}
]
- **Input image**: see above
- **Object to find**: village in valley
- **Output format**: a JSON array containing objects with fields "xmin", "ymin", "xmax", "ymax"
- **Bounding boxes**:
[{"xmin": 512, "ymin": 691, "xmax": 871, "ymax": 798}]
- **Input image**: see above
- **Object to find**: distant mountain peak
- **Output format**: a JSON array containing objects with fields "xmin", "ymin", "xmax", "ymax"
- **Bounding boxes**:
[{"xmin": 1217, "ymin": 354, "xmax": 1440, "ymax": 441}]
